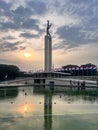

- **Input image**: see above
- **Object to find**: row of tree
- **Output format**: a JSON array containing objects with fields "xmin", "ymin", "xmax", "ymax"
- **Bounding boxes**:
[{"xmin": 0, "ymin": 64, "xmax": 20, "ymax": 81}]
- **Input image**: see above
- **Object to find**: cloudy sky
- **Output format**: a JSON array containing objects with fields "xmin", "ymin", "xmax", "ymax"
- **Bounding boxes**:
[{"xmin": 0, "ymin": 0, "xmax": 98, "ymax": 71}]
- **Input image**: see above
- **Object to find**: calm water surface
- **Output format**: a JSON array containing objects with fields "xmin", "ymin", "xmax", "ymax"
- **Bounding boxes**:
[{"xmin": 0, "ymin": 86, "xmax": 98, "ymax": 130}]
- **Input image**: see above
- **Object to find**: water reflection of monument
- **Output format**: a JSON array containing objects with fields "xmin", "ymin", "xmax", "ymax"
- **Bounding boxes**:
[
  {"xmin": 44, "ymin": 92, "xmax": 52, "ymax": 130},
  {"xmin": 33, "ymin": 87, "xmax": 53, "ymax": 130}
]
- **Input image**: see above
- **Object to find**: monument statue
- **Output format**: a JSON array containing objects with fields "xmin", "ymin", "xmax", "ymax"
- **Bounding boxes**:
[{"xmin": 46, "ymin": 20, "xmax": 52, "ymax": 36}]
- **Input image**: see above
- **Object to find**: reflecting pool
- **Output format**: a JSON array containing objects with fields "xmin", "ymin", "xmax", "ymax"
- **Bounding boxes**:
[{"xmin": 0, "ymin": 86, "xmax": 98, "ymax": 130}]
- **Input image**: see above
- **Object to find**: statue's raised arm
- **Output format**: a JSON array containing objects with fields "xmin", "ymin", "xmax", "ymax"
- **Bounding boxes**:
[{"xmin": 46, "ymin": 20, "xmax": 52, "ymax": 36}]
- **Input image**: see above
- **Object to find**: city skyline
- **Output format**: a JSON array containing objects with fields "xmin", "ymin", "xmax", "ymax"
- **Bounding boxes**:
[{"xmin": 0, "ymin": 0, "xmax": 98, "ymax": 71}]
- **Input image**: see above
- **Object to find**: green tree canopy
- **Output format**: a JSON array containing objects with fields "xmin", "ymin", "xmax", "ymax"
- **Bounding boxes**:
[{"xmin": 0, "ymin": 64, "xmax": 20, "ymax": 81}]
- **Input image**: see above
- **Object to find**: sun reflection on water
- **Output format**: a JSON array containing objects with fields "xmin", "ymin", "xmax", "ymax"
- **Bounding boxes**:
[
  {"xmin": 24, "ymin": 106, "xmax": 27, "ymax": 112},
  {"xmin": 17, "ymin": 103, "xmax": 36, "ymax": 116}
]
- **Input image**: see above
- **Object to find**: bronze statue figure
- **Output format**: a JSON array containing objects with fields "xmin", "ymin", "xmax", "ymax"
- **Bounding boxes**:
[{"xmin": 46, "ymin": 20, "xmax": 52, "ymax": 36}]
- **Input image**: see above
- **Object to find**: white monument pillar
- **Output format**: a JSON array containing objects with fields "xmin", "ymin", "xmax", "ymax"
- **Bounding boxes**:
[
  {"xmin": 44, "ymin": 20, "xmax": 52, "ymax": 72},
  {"xmin": 45, "ymin": 35, "xmax": 52, "ymax": 71}
]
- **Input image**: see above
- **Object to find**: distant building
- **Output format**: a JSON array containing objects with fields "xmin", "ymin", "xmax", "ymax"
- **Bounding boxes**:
[
  {"xmin": 61, "ymin": 63, "xmax": 97, "ymax": 76},
  {"xmin": 80, "ymin": 63, "xmax": 97, "ymax": 76},
  {"xmin": 62, "ymin": 64, "xmax": 79, "ymax": 76}
]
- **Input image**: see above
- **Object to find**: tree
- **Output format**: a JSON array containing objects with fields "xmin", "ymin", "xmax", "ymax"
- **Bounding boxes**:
[{"xmin": 0, "ymin": 64, "xmax": 20, "ymax": 81}]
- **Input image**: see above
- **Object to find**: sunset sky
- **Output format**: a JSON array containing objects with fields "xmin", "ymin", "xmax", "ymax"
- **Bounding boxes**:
[{"xmin": 0, "ymin": 0, "xmax": 98, "ymax": 71}]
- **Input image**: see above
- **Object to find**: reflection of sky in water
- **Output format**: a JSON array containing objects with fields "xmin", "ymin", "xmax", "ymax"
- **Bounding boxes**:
[{"xmin": 0, "ymin": 86, "xmax": 98, "ymax": 130}]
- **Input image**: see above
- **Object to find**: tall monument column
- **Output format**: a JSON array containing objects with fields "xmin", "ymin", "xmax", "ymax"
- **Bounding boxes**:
[{"xmin": 45, "ymin": 20, "xmax": 52, "ymax": 72}]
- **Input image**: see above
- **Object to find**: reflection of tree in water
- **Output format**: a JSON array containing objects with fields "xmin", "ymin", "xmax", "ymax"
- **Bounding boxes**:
[
  {"xmin": 34, "ymin": 86, "xmax": 98, "ymax": 103},
  {"xmin": 0, "ymin": 87, "xmax": 18, "ymax": 99},
  {"xmin": 64, "ymin": 90, "xmax": 98, "ymax": 102}
]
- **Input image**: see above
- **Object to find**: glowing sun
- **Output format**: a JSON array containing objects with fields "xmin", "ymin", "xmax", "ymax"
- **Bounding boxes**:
[{"xmin": 24, "ymin": 52, "xmax": 31, "ymax": 58}]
